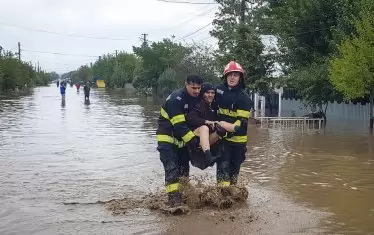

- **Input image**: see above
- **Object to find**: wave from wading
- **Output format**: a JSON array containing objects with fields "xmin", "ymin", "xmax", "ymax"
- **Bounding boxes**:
[
  {"xmin": 107, "ymin": 177, "xmax": 248, "ymax": 215},
  {"xmin": 64, "ymin": 177, "xmax": 249, "ymax": 215}
]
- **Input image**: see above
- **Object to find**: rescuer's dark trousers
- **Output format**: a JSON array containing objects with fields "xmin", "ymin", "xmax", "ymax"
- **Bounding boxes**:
[
  {"xmin": 157, "ymin": 143, "xmax": 189, "ymax": 193},
  {"xmin": 216, "ymin": 142, "xmax": 247, "ymax": 186}
]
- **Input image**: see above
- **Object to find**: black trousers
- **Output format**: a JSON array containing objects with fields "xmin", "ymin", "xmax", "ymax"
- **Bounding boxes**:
[
  {"xmin": 216, "ymin": 141, "xmax": 246, "ymax": 185},
  {"xmin": 157, "ymin": 143, "xmax": 189, "ymax": 192},
  {"xmin": 189, "ymin": 139, "xmax": 222, "ymax": 170}
]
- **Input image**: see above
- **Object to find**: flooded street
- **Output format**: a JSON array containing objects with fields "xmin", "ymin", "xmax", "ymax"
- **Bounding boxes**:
[{"xmin": 1, "ymin": 85, "xmax": 374, "ymax": 235}]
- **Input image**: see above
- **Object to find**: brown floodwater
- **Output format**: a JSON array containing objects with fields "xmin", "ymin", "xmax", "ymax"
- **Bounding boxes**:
[{"xmin": 0, "ymin": 85, "xmax": 373, "ymax": 234}]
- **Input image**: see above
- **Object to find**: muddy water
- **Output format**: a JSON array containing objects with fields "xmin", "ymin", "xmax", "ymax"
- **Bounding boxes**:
[{"xmin": 0, "ymin": 85, "xmax": 373, "ymax": 234}]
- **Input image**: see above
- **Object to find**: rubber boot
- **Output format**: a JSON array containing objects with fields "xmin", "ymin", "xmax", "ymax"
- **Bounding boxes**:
[
  {"xmin": 167, "ymin": 192, "xmax": 182, "ymax": 207},
  {"xmin": 218, "ymin": 186, "xmax": 234, "ymax": 209},
  {"xmin": 165, "ymin": 192, "xmax": 189, "ymax": 215}
]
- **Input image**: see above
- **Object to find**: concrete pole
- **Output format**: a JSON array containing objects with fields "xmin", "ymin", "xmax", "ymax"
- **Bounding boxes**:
[
  {"xmin": 278, "ymin": 92, "xmax": 282, "ymax": 117},
  {"xmin": 261, "ymin": 95, "xmax": 266, "ymax": 117},
  {"xmin": 254, "ymin": 93, "xmax": 258, "ymax": 118}
]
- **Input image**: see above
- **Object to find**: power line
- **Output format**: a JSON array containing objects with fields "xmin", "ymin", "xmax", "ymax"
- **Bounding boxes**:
[
  {"xmin": 22, "ymin": 49, "xmax": 100, "ymax": 58},
  {"xmin": 175, "ymin": 22, "xmax": 212, "ymax": 41},
  {"xmin": 156, "ymin": 0, "xmax": 217, "ymax": 4},
  {"xmin": 157, "ymin": 5, "xmax": 217, "ymax": 32},
  {"xmin": 0, "ymin": 22, "xmax": 134, "ymax": 41}
]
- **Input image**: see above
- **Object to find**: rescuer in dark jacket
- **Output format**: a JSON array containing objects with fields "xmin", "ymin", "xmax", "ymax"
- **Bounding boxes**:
[
  {"xmin": 215, "ymin": 61, "xmax": 252, "ymax": 187},
  {"xmin": 156, "ymin": 74, "xmax": 203, "ymax": 209},
  {"xmin": 186, "ymin": 82, "xmax": 249, "ymax": 171}
]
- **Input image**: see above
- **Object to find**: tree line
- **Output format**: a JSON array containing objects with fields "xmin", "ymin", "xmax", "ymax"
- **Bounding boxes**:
[
  {"xmin": 0, "ymin": 50, "xmax": 58, "ymax": 93},
  {"xmin": 65, "ymin": 0, "xmax": 374, "ymax": 118}
]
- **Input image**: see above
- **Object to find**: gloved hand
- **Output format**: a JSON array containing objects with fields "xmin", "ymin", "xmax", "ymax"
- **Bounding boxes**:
[
  {"xmin": 240, "ymin": 118, "xmax": 248, "ymax": 129},
  {"xmin": 215, "ymin": 123, "xmax": 227, "ymax": 137},
  {"xmin": 234, "ymin": 118, "xmax": 248, "ymax": 133}
]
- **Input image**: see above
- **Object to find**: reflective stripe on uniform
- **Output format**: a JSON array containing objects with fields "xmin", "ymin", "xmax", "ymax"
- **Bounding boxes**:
[
  {"xmin": 160, "ymin": 108, "xmax": 169, "ymax": 120},
  {"xmin": 218, "ymin": 108, "xmax": 251, "ymax": 119},
  {"xmin": 157, "ymin": 134, "xmax": 174, "ymax": 144},
  {"xmin": 166, "ymin": 183, "xmax": 180, "ymax": 193},
  {"xmin": 218, "ymin": 108, "xmax": 237, "ymax": 118},
  {"xmin": 218, "ymin": 181, "xmax": 230, "ymax": 187},
  {"xmin": 170, "ymin": 114, "xmax": 186, "ymax": 125},
  {"xmin": 236, "ymin": 109, "xmax": 250, "ymax": 118},
  {"xmin": 234, "ymin": 120, "xmax": 241, "ymax": 126},
  {"xmin": 182, "ymin": 130, "xmax": 195, "ymax": 143},
  {"xmin": 225, "ymin": 135, "xmax": 248, "ymax": 143},
  {"xmin": 157, "ymin": 134, "xmax": 185, "ymax": 148}
]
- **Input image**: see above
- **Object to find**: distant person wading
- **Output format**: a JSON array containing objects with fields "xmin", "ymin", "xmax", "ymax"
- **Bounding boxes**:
[{"xmin": 83, "ymin": 84, "xmax": 90, "ymax": 100}]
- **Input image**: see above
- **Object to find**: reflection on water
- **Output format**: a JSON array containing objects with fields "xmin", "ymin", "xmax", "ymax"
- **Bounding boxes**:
[
  {"xmin": 241, "ymin": 128, "xmax": 374, "ymax": 234},
  {"xmin": 61, "ymin": 98, "xmax": 66, "ymax": 108},
  {"xmin": 0, "ymin": 85, "xmax": 373, "ymax": 234},
  {"xmin": 279, "ymin": 132, "xmax": 374, "ymax": 234}
]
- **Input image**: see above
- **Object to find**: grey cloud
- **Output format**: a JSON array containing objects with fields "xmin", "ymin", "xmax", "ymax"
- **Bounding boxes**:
[{"xmin": 1, "ymin": 0, "xmax": 217, "ymax": 73}]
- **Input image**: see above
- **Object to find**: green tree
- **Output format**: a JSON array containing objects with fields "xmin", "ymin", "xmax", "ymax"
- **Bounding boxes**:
[
  {"xmin": 76, "ymin": 65, "xmax": 92, "ymax": 83},
  {"xmin": 158, "ymin": 68, "xmax": 180, "ymax": 98},
  {"xmin": 133, "ymin": 38, "xmax": 191, "ymax": 95},
  {"xmin": 210, "ymin": 0, "xmax": 276, "ymax": 95},
  {"xmin": 91, "ymin": 52, "xmax": 140, "ymax": 88},
  {"xmin": 329, "ymin": 1, "xmax": 374, "ymax": 127},
  {"xmin": 92, "ymin": 54, "xmax": 114, "ymax": 82},
  {"xmin": 49, "ymin": 71, "xmax": 60, "ymax": 81},
  {"xmin": 0, "ymin": 51, "xmax": 50, "ymax": 92},
  {"xmin": 255, "ymin": 0, "xmax": 361, "ymax": 117},
  {"xmin": 177, "ymin": 42, "xmax": 220, "ymax": 84},
  {"xmin": 290, "ymin": 60, "xmax": 337, "ymax": 120}
]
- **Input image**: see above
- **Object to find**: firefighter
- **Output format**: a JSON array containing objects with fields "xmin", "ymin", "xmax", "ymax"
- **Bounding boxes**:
[
  {"xmin": 215, "ymin": 61, "xmax": 252, "ymax": 187},
  {"xmin": 156, "ymin": 74, "xmax": 203, "ymax": 209}
]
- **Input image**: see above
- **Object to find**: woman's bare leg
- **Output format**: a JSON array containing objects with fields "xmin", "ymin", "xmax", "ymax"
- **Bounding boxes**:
[
  {"xmin": 193, "ymin": 125, "xmax": 210, "ymax": 151},
  {"xmin": 218, "ymin": 121, "xmax": 239, "ymax": 132}
]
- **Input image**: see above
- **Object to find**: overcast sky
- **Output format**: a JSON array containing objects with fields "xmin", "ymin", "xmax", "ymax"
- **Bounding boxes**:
[{"xmin": 0, "ymin": 0, "xmax": 218, "ymax": 74}]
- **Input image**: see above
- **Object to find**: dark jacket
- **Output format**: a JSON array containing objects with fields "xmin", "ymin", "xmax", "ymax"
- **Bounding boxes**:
[
  {"xmin": 156, "ymin": 88, "xmax": 200, "ymax": 148},
  {"xmin": 83, "ymin": 85, "xmax": 90, "ymax": 95},
  {"xmin": 186, "ymin": 99, "xmax": 218, "ymax": 131},
  {"xmin": 60, "ymin": 86, "xmax": 66, "ymax": 95},
  {"xmin": 215, "ymin": 83, "xmax": 252, "ymax": 146}
]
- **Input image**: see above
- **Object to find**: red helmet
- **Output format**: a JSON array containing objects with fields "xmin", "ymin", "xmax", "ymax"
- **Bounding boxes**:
[{"xmin": 223, "ymin": 61, "xmax": 244, "ymax": 76}]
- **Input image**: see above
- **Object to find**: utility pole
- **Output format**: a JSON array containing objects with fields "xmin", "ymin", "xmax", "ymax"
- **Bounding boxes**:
[
  {"xmin": 240, "ymin": 0, "xmax": 246, "ymax": 25},
  {"xmin": 37, "ymin": 61, "xmax": 40, "ymax": 73},
  {"xmin": 141, "ymin": 33, "xmax": 148, "ymax": 46},
  {"xmin": 17, "ymin": 42, "xmax": 21, "ymax": 60},
  {"xmin": 114, "ymin": 49, "xmax": 119, "ymax": 71}
]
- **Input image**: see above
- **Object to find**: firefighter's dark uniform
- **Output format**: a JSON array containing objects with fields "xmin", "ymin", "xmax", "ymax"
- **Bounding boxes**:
[
  {"xmin": 215, "ymin": 82, "xmax": 252, "ymax": 186},
  {"xmin": 156, "ymin": 88, "xmax": 199, "ymax": 199}
]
